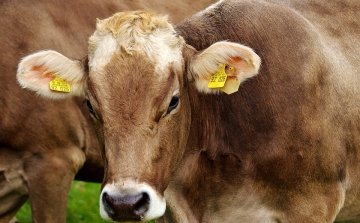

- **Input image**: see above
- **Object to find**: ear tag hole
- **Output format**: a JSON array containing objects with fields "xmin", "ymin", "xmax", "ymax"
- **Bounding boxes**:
[{"xmin": 226, "ymin": 66, "xmax": 235, "ymax": 76}]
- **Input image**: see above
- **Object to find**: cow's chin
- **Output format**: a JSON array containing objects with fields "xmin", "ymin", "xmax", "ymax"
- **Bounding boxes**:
[{"xmin": 100, "ymin": 180, "xmax": 166, "ymax": 222}]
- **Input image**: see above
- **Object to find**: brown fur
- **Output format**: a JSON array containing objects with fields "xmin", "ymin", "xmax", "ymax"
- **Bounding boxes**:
[
  {"xmin": 83, "ymin": 0, "xmax": 360, "ymax": 222},
  {"xmin": 0, "ymin": 0, "xmax": 216, "ymax": 222},
  {"xmin": 172, "ymin": 0, "xmax": 360, "ymax": 222},
  {"xmin": 88, "ymin": 49, "xmax": 190, "ymax": 193}
]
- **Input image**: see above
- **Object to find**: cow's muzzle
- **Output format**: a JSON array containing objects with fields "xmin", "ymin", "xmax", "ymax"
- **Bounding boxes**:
[
  {"xmin": 100, "ymin": 181, "xmax": 166, "ymax": 222},
  {"xmin": 102, "ymin": 191, "xmax": 149, "ymax": 221}
]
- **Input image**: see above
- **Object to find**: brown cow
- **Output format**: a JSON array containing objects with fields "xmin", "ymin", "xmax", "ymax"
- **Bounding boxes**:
[
  {"xmin": 0, "ymin": 0, "xmax": 216, "ymax": 222},
  {"xmin": 16, "ymin": 0, "xmax": 360, "ymax": 222}
]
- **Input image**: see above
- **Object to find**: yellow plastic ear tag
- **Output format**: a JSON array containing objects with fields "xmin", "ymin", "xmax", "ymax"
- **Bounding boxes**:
[
  {"xmin": 207, "ymin": 64, "xmax": 228, "ymax": 88},
  {"xmin": 49, "ymin": 75, "xmax": 71, "ymax": 92},
  {"xmin": 221, "ymin": 77, "xmax": 241, "ymax": 94}
]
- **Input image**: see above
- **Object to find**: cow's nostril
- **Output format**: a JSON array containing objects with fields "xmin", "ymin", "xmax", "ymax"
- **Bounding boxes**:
[
  {"xmin": 134, "ymin": 192, "xmax": 150, "ymax": 216},
  {"xmin": 102, "ymin": 192, "xmax": 150, "ymax": 221},
  {"xmin": 102, "ymin": 192, "xmax": 115, "ymax": 215}
]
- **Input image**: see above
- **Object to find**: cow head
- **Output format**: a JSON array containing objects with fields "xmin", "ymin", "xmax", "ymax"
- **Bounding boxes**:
[{"xmin": 17, "ymin": 11, "xmax": 260, "ymax": 222}]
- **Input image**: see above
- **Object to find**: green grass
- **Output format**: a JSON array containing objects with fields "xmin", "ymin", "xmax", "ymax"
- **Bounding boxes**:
[{"xmin": 16, "ymin": 181, "xmax": 156, "ymax": 223}]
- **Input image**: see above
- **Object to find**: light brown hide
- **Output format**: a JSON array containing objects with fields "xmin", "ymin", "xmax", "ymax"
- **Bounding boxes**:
[
  {"xmin": 88, "ymin": 49, "xmax": 191, "ymax": 193},
  {"xmin": 0, "ymin": 0, "xmax": 216, "ymax": 222},
  {"xmin": 81, "ymin": 0, "xmax": 360, "ymax": 222}
]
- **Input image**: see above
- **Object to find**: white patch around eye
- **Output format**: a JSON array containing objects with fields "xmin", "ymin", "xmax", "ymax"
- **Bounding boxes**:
[
  {"xmin": 173, "ymin": 89, "xmax": 180, "ymax": 97},
  {"xmin": 89, "ymin": 33, "xmax": 119, "ymax": 72}
]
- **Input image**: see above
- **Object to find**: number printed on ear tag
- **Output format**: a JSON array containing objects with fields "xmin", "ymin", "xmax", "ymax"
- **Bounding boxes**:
[
  {"xmin": 49, "ymin": 75, "xmax": 71, "ymax": 92},
  {"xmin": 208, "ymin": 64, "xmax": 228, "ymax": 88}
]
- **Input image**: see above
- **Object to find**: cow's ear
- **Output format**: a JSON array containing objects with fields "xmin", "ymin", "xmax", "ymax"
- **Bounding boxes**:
[
  {"xmin": 187, "ymin": 41, "xmax": 261, "ymax": 94},
  {"xmin": 17, "ymin": 50, "xmax": 87, "ymax": 99}
]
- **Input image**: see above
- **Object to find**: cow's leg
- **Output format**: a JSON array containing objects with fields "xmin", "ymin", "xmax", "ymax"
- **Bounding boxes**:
[
  {"xmin": 8, "ymin": 217, "xmax": 20, "ymax": 223},
  {"xmin": 0, "ymin": 159, "xmax": 29, "ymax": 223},
  {"xmin": 0, "ymin": 200, "xmax": 27, "ymax": 223},
  {"xmin": 24, "ymin": 148, "xmax": 86, "ymax": 223},
  {"xmin": 0, "ymin": 203, "xmax": 26, "ymax": 223}
]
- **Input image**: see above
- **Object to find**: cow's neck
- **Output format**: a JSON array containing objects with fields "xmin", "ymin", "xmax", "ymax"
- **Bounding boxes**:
[
  {"xmin": 166, "ymin": 85, "xmax": 254, "ymax": 221},
  {"xmin": 186, "ymin": 85, "xmax": 245, "ymax": 157}
]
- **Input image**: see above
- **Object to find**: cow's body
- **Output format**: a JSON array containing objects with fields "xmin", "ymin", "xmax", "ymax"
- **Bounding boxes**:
[
  {"xmin": 170, "ymin": 1, "xmax": 360, "ymax": 222},
  {"xmin": 16, "ymin": 0, "xmax": 360, "ymax": 222},
  {"xmin": 0, "ymin": 0, "xmax": 216, "ymax": 222}
]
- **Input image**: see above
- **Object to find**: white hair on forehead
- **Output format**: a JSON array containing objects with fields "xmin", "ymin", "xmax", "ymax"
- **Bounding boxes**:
[{"xmin": 88, "ymin": 11, "xmax": 185, "ymax": 73}]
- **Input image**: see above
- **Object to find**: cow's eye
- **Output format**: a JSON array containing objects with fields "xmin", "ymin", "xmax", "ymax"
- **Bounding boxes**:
[
  {"xmin": 86, "ymin": 100, "xmax": 96, "ymax": 116},
  {"xmin": 166, "ymin": 96, "xmax": 179, "ymax": 114}
]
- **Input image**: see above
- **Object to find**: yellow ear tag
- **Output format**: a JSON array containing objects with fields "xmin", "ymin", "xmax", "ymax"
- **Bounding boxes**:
[
  {"xmin": 49, "ymin": 75, "xmax": 71, "ymax": 92},
  {"xmin": 220, "ymin": 66, "xmax": 240, "ymax": 94},
  {"xmin": 221, "ymin": 76, "xmax": 241, "ymax": 94},
  {"xmin": 207, "ymin": 64, "xmax": 228, "ymax": 88}
]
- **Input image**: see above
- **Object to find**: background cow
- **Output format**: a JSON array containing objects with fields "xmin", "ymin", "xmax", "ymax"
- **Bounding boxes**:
[
  {"xmin": 0, "ymin": 0, "xmax": 216, "ymax": 222},
  {"xmin": 15, "ymin": 0, "xmax": 360, "ymax": 222}
]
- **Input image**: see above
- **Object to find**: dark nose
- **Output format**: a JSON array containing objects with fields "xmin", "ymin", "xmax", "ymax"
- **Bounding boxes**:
[{"xmin": 102, "ymin": 192, "xmax": 150, "ymax": 221}]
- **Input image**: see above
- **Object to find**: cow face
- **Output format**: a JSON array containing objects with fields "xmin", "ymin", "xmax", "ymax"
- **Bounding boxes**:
[
  {"xmin": 86, "ymin": 12, "xmax": 192, "ymax": 221},
  {"xmin": 17, "ymin": 11, "xmax": 260, "ymax": 222}
]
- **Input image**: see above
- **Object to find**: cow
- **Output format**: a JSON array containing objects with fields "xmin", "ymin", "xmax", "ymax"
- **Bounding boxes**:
[
  {"xmin": 15, "ymin": 0, "xmax": 360, "ymax": 222},
  {"xmin": 0, "ymin": 0, "xmax": 216, "ymax": 222}
]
